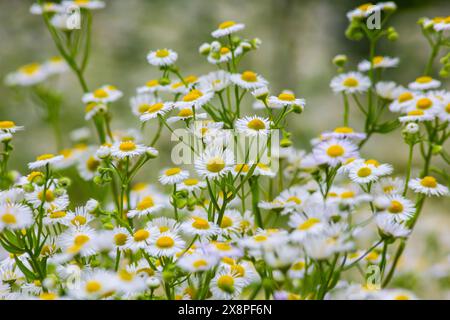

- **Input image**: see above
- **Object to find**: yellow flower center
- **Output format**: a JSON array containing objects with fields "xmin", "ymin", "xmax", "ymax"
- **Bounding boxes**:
[
  {"xmin": 231, "ymin": 265, "xmax": 245, "ymax": 277},
  {"xmin": 39, "ymin": 292, "xmax": 57, "ymax": 300},
  {"xmin": 241, "ymin": 71, "xmax": 257, "ymax": 82},
  {"xmin": 93, "ymin": 89, "xmax": 108, "ymax": 99},
  {"xmin": 119, "ymin": 141, "xmax": 136, "ymax": 152},
  {"xmin": 114, "ymin": 233, "xmax": 127, "ymax": 246},
  {"xmin": 215, "ymin": 242, "xmax": 232, "ymax": 250},
  {"xmin": 416, "ymin": 98, "xmax": 432, "ymax": 110},
  {"xmin": 398, "ymin": 92, "xmax": 413, "ymax": 103},
  {"xmin": 343, "ymin": 77, "xmax": 358, "ymax": 87},
  {"xmin": 388, "ymin": 200, "xmax": 404, "ymax": 214},
  {"xmin": 28, "ymin": 171, "xmax": 43, "ymax": 182},
  {"xmin": 220, "ymin": 216, "xmax": 233, "ymax": 228},
  {"xmin": 155, "ymin": 49, "xmax": 170, "ymax": 58},
  {"xmin": 193, "ymin": 259, "xmax": 208, "ymax": 268},
  {"xmin": 36, "ymin": 153, "xmax": 55, "ymax": 161},
  {"xmin": 1, "ymin": 213, "xmax": 16, "ymax": 225},
  {"xmin": 446, "ymin": 103, "xmax": 450, "ymax": 113},
  {"xmin": 383, "ymin": 185, "xmax": 394, "ymax": 193},
  {"xmin": 178, "ymin": 108, "xmax": 194, "ymax": 117},
  {"xmin": 0, "ymin": 121, "xmax": 15, "ymax": 129},
  {"xmin": 184, "ymin": 178, "xmax": 199, "ymax": 186},
  {"xmin": 407, "ymin": 110, "xmax": 424, "ymax": 116},
  {"xmin": 292, "ymin": 261, "xmax": 305, "ymax": 270},
  {"xmin": 334, "ymin": 126, "xmax": 354, "ymax": 134},
  {"xmin": 415, "ymin": 76, "xmax": 432, "ymax": 84},
  {"xmin": 220, "ymin": 47, "xmax": 230, "ymax": 55},
  {"xmin": 49, "ymin": 211, "xmax": 66, "ymax": 219},
  {"xmin": 86, "ymin": 280, "xmax": 102, "ymax": 293},
  {"xmin": 420, "ymin": 176, "xmax": 437, "ymax": 188},
  {"xmin": 287, "ymin": 196, "xmax": 302, "ymax": 204},
  {"xmin": 136, "ymin": 196, "xmax": 154, "ymax": 210},
  {"xmin": 358, "ymin": 3, "xmax": 374, "ymax": 11},
  {"xmin": 394, "ymin": 295, "xmax": 410, "ymax": 300},
  {"xmin": 38, "ymin": 190, "xmax": 55, "ymax": 202},
  {"xmin": 183, "ymin": 89, "xmax": 203, "ymax": 102},
  {"xmin": 365, "ymin": 159, "xmax": 380, "ymax": 167},
  {"xmin": 372, "ymin": 56, "xmax": 384, "ymax": 65},
  {"xmin": 145, "ymin": 102, "xmax": 164, "ymax": 114},
  {"xmin": 278, "ymin": 93, "xmax": 295, "ymax": 101},
  {"xmin": 247, "ymin": 118, "xmax": 266, "ymax": 130},
  {"xmin": 326, "ymin": 145, "xmax": 345, "ymax": 157},
  {"xmin": 234, "ymin": 164, "xmax": 249, "ymax": 173},
  {"xmin": 146, "ymin": 79, "xmax": 159, "ymax": 87},
  {"xmin": 133, "ymin": 229, "xmax": 150, "ymax": 242},
  {"xmin": 298, "ymin": 217, "xmax": 320, "ymax": 231},
  {"xmin": 206, "ymin": 157, "xmax": 225, "ymax": 173},
  {"xmin": 219, "ymin": 21, "xmax": 236, "ymax": 29},
  {"xmin": 366, "ymin": 251, "xmax": 379, "ymax": 261},
  {"xmin": 87, "ymin": 156, "xmax": 100, "ymax": 172},
  {"xmin": 74, "ymin": 234, "xmax": 90, "ymax": 246},
  {"xmin": 254, "ymin": 235, "xmax": 267, "ymax": 242},
  {"xmin": 192, "ymin": 217, "xmax": 210, "ymax": 230},
  {"xmin": 71, "ymin": 216, "xmax": 87, "ymax": 226},
  {"xmin": 165, "ymin": 167, "xmax": 182, "ymax": 176},
  {"xmin": 217, "ymin": 275, "xmax": 235, "ymax": 293},
  {"xmin": 357, "ymin": 167, "xmax": 372, "ymax": 177},
  {"xmin": 156, "ymin": 236, "xmax": 175, "ymax": 248},
  {"xmin": 341, "ymin": 191, "xmax": 355, "ymax": 198},
  {"xmin": 20, "ymin": 63, "xmax": 40, "ymax": 75}
]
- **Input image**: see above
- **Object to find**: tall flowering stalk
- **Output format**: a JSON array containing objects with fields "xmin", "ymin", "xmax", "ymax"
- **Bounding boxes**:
[{"xmin": 0, "ymin": 1, "xmax": 448, "ymax": 300}]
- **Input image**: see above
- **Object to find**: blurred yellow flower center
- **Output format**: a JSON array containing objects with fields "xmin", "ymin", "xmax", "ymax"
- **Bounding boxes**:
[
  {"xmin": 39, "ymin": 292, "xmax": 57, "ymax": 300},
  {"xmin": 235, "ymin": 164, "xmax": 249, "ymax": 173},
  {"xmin": 206, "ymin": 157, "xmax": 225, "ymax": 173},
  {"xmin": 134, "ymin": 229, "xmax": 150, "ymax": 242},
  {"xmin": 220, "ymin": 47, "xmax": 230, "ymax": 55},
  {"xmin": 184, "ymin": 75, "xmax": 197, "ymax": 83},
  {"xmin": 219, "ymin": 21, "xmax": 236, "ymax": 29},
  {"xmin": 137, "ymin": 196, "xmax": 154, "ymax": 210},
  {"xmin": 93, "ymin": 89, "xmax": 108, "ymax": 98},
  {"xmin": 183, "ymin": 89, "xmax": 203, "ymax": 102},
  {"xmin": 416, "ymin": 98, "xmax": 432, "ymax": 110},
  {"xmin": 86, "ymin": 281, "xmax": 102, "ymax": 293},
  {"xmin": 147, "ymin": 103, "xmax": 165, "ymax": 114},
  {"xmin": 114, "ymin": 233, "xmax": 127, "ymax": 246},
  {"xmin": 327, "ymin": 145, "xmax": 344, "ymax": 157},
  {"xmin": 407, "ymin": 110, "xmax": 424, "ymax": 116},
  {"xmin": 366, "ymin": 251, "xmax": 379, "ymax": 261},
  {"xmin": 357, "ymin": 167, "xmax": 372, "ymax": 177},
  {"xmin": 146, "ymin": 79, "xmax": 159, "ymax": 87},
  {"xmin": 231, "ymin": 265, "xmax": 245, "ymax": 277},
  {"xmin": 292, "ymin": 261, "xmax": 305, "ymax": 270},
  {"xmin": 420, "ymin": 176, "xmax": 437, "ymax": 188},
  {"xmin": 383, "ymin": 186, "xmax": 394, "ymax": 193},
  {"xmin": 220, "ymin": 216, "xmax": 233, "ymax": 228},
  {"xmin": 343, "ymin": 77, "xmax": 358, "ymax": 87},
  {"xmin": 365, "ymin": 159, "xmax": 380, "ymax": 167},
  {"xmin": 278, "ymin": 93, "xmax": 295, "ymax": 101},
  {"xmin": 119, "ymin": 141, "xmax": 136, "ymax": 152},
  {"xmin": 287, "ymin": 196, "xmax": 302, "ymax": 204},
  {"xmin": 1, "ymin": 213, "xmax": 16, "ymax": 224},
  {"xmin": 37, "ymin": 154, "xmax": 54, "ymax": 161},
  {"xmin": 178, "ymin": 108, "xmax": 194, "ymax": 117},
  {"xmin": 20, "ymin": 63, "xmax": 40, "ymax": 75},
  {"xmin": 216, "ymin": 242, "xmax": 232, "ymax": 250},
  {"xmin": 87, "ymin": 156, "xmax": 100, "ymax": 172},
  {"xmin": 241, "ymin": 71, "xmax": 257, "ymax": 82},
  {"xmin": 415, "ymin": 76, "xmax": 432, "ymax": 83},
  {"xmin": 71, "ymin": 216, "xmax": 87, "ymax": 226},
  {"xmin": 358, "ymin": 3, "xmax": 374, "ymax": 11},
  {"xmin": 184, "ymin": 178, "xmax": 198, "ymax": 186},
  {"xmin": 38, "ymin": 190, "xmax": 55, "ymax": 202},
  {"xmin": 28, "ymin": 171, "xmax": 43, "ymax": 181},
  {"xmin": 334, "ymin": 126, "xmax": 354, "ymax": 134},
  {"xmin": 165, "ymin": 167, "xmax": 181, "ymax": 176},
  {"xmin": 119, "ymin": 270, "xmax": 134, "ymax": 282},
  {"xmin": 155, "ymin": 49, "xmax": 170, "ymax": 58},
  {"xmin": 0, "ymin": 121, "xmax": 15, "ymax": 129},
  {"xmin": 156, "ymin": 236, "xmax": 175, "ymax": 248},
  {"xmin": 398, "ymin": 92, "xmax": 413, "ymax": 102},
  {"xmin": 254, "ymin": 235, "xmax": 267, "ymax": 242},
  {"xmin": 372, "ymin": 56, "xmax": 384, "ymax": 64},
  {"xmin": 192, "ymin": 217, "xmax": 210, "ymax": 229},
  {"xmin": 132, "ymin": 182, "xmax": 147, "ymax": 191},
  {"xmin": 341, "ymin": 191, "xmax": 355, "ymax": 198},
  {"xmin": 247, "ymin": 118, "xmax": 266, "ymax": 130},
  {"xmin": 298, "ymin": 217, "xmax": 320, "ymax": 230},
  {"xmin": 74, "ymin": 234, "xmax": 90, "ymax": 246},
  {"xmin": 193, "ymin": 259, "xmax": 208, "ymax": 268},
  {"xmin": 388, "ymin": 200, "xmax": 403, "ymax": 214},
  {"xmin": 50, "ymin": 211, "xmax": 66, "ymax": 219},
  {"xmin": 159, "ymin": 226, "xmax": 170, "ymax": 232},
  {"xmin": 394, "ymin": 295, "xmax": 410, "ymax": 300},
  {"xmin": 446, "ymin": 103, "xmax": 450, "ymax": 113},
  {"xmin": 217, "ymin": 275, "xmax": 235, "ymax": 292}
]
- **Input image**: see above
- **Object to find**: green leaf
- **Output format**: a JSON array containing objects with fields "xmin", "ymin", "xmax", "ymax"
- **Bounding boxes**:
[{"xmin": 373, "ymin": 119, "xmax": 401, "ymax": 133}]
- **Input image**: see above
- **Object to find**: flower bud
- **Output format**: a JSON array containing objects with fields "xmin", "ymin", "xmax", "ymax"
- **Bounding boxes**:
[
  {"xmin": 403, "ymin": 122, "xmax": 419, "ymax": 134},
  {"xmin": 159, "ymin": 77, "xmax": 170, "ymax": 86},
  {"xmin": 432, "ymin": 144, "xmax": 442, "ymax": 155},
  {"xmin": 292, "ymin": 104, "xmax": 304, "ymax": 114},
  {"xmin": 210, "ymin": 41, "xmax": 221, "ymax": 52},
  {"xmin": 198, "ymin": 43, "xmax": 211, "ymax": 55},
  {"xmin": 146, "ymin": 276, "xmax": 160, "ymax": 289},
  {"xmin": 58, "ymin": 177, "xmax": 71, "ymax": 188},
  {"xmin": 86, "ymin": 198, "xmax": 99, "ymax": 213},
  {"xmin": 332, "ymin": 54, "xmax": 347, "ymax": 68},
  {"xmin": 146, "ymin": 147, "xmax": 159, "ymax": 158},
  {"xmin": 280, "ymin": 138, "xmax": 293, "ymax": 148}
]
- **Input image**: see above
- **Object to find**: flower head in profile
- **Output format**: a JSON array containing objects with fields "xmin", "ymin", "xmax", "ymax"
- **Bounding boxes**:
[
  {"xmin": 147, "ymin": 48, "xmax": 178, "ymax": 67},
  {"xmin": 5, "ymin": 62, "xmax": 48, "ymax": 86},
  {"xmin": 230, "ymin": 70, "xmax": 268, "ymax": 90},
  {"xmin": 358, "ymin": 56, "xmax": 399, "ymax": 72},
  {"xmin": 28, "ymin": 153, "xmax": 64, "ymax": 170},
  {"xmin": 408, "ymin": 176, "xmax": 449, "ymax": 197},
  {"xmin": 267, "ymin": 91, "xmax": 306, "ymax": 110},
  {"xmin": 330, "ymin": 72, "xmax": 371, "ymax": 94},
  {"xmin": 408, "ymin": 76, "xmax": 441, "ymax": 91},
  {"xmin": 82, "ymin": 85, "xmax": 123, "ymax": 104},
  {"xmin": 211, "ymin": 20, "xmax": 245, "ymax": 38}
]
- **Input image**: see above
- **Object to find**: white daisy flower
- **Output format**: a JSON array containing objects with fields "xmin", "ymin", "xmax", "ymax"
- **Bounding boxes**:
[
  {"xmin": 438, "ymin": 100, "xmax": 450, "ymax": 122},
  {"xmin": 84, "ymin": 102, "xmax": 107, "ymax": 120},
  {"xmin": 195, "ymin": 147, "xmax": 234, "ymax": 179},
  {"xmin": 375, "ymin": 81, "xmax": 404, "ymax": 101},
  {"xmin": 25, "ymin": 185, "xmax": 69, "ymax": 211},
  {"xmin": 258, "ymin": 199, "xmax": 286, "ymax": 211},
  {"xmin": 28, "ymin": 153, "xmax": 64, "ymax": 170},
  {"xmin": 0, "ymin": 121, "xmax": 24, "ymax": 134},
  {"xmin": 77, "ymin": 148, "xmax": 101, "ymax": 181},
  {"xmin": 30, "ymin": 2, "xmax": 63, "ymax": 15},
  {"xmin": 110, "ymin": 140, "xmax": 146, "ymax": 159},
  {"xmin": 289, "ymin": 212, "xmax": 326, "ymax": 242},
  {"xmin": 207, "ymin": 45, "xmax": 242, "ymax": 65},
  {"xmin": 58, "ymin": 226, "xmax": 97, "ymax": 257},
  {"xmin": 158, "ymin": 167, "xmax": 189, "ymax": 185},
  {"xmin": 231, "ymin": 163, "xmax": 251, "ymax": 177},
  {"xmin": 44, "ymin": 56, "xmax": 69, "ymax": 76},
  {"xmin": 321, "ymin": 127, "xmax": 366, "ymax": 141},
  {"xmin": 211, "ymin": 20, "xmax": 245, "ymax": 38},
  {"xmin": 230, "ymin": 71, "xmax": 268, "ymax": 90},
  {"xmin": 148, "ymin": 232, "xmax": 185, "ymax": 257},
  {"xmin": 127, "ymin": 194, "xmax": 167, "ymax": 218},
  {"xmin": 313, "ymin": 139, "xmax": 359, "ymax": 167},
  {"xmin": 177, "ymin": 253, "xmax": 219, "ymax": 273},
  {"xmin": 218, "ymin": 209, "xmax": 242, "ymax": 236},
  {"xmin": 235, "ymin": 116, "xmax": 270, "ymax": 137},
  {"xmin": 174, "ymin": 89, "xmax": 214, "ymax": 109},
  {"xmin": 0, "ymin": 203, "xmax": 33, "ymax": 231},
  {"xmin": 181, "ymin": 210, "xmax": 221, "ymax": 238},
  {"xmin": 130, "ymin": 93, "xmax": 160, "ymax": 117},
  {"xmin": 330, "ymin": 72, "xmax": 371, "ymax": 94},
  {"xmin": 69, "ymin": 270, "xmax": 116, "ymax": 300},
  {"xmin": 210, "ymin": 271, "xmax": 245, "ymax": 300},
  {"xmin": 115, "ymin": 269, "xmax": 148, "ymax": 298},
  {"xmin": 375, "ymin": 215, "xmax": 410, "ymax": 239},
  {"xmin": 374, "ymin": 177, "xmax": 404, "ymax": 196},
  {"xmin": 358, "ymin": 56, "xmax": 399, "ymax": 72},
  {"xmin": 42, "ymin": 210, "xmax": 67, "ymax": 226},
  {"xmin": 5, "ymin": 62, "xmax": 48, "ymax": 87},
  {"xmin": 405, "ymin": 95, "xmax": 442, "ymax": 115},
  {"xmin": 62, "ymin": 0, "xmax": 106, "ymax": 10},
  {"xmin": 63, "ymin": 206, "xmax": 93, "ymax": 227},
  {"xmin": 348, "ymin": 163, "xmax": 380, "ymax": 184},
  {"xmin": 408, "ymin": 176, "xmax": 449, "ymax": 197},
  {"xmin": 267, "ymin": 91, "xmax": 306, "ymax": 110},
  {"xmin": 148, "ymin": 217, "xmax": 180, "ymax": 234},
  {"xmin": 388, "ymin": 90, "xmax": 417, "ymax": 113},
  {"xmin": 111, "ymin": 227, "xmax": 130, "ymax": 251},
  {"xmin": 126, "ymin": 226, "xmax": 160, "ymax": 252},
  {"xmin": 434, "ymin": 16, "xmax": 450, "ymax": 31},
  {"xmin": 379, "ymin": 195, "xmax": 415, "ymax": 222},
  {"xmin": 276, "ymin": 186, "xmax": 310, "ymax": 214},
  {"xmin": 197, "ymin": 70, "xmax": 231, "ymax": 92},
  {"xmin": 177, "ymin": 178, "xmax": 206, "ymax": 192},
  {"xmin": 136, "ymin": 79, "xmax": 164, "ymax": 94},
  {"xmin": 146, "ymin": 49, "xmax": 178, "ymax": 67},
  {"xmin": 82, "ymin": 85, "xmax": 123, "ymax": 104},
  {"xmin": 167, "ymin": 108, "xmax": 207, "ymax": 123},
  {"xmin": 399, "ymin": 110, "xmax": 435, "ymax": 123},
  {"xmin": 408, "ymin": 76, "xmax": 441, "ymax": 91},
  {"xmin": 220, "ymin": 259, "xmax": 260, "ymax": 285}
]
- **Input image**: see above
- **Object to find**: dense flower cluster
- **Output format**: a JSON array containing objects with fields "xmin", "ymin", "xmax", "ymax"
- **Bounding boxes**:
[{"xmin": 0, "ymin": 1, "xmax": 448, "ymax": 300}]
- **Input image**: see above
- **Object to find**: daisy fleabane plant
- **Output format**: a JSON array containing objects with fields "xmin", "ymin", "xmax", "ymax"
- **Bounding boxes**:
[{"xmin": 0, "ymin": 1, "xmax": 448, "ymax": 301}]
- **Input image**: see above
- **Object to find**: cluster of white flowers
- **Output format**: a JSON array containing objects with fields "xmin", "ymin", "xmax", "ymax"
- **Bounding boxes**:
[{"xmin": 0, "ymin": 1, "xmax": 448, "ymax": 300}]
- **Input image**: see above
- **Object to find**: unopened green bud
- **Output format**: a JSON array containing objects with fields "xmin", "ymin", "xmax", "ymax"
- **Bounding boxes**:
[
  {"xmin": 332, "ymin": 54, "xmax": 347, "ymax": 67},
  {"xmin": 159, "ymin": 77, "xmax": 170, "ymax": 86},
  {"xmin": 58, "ymin": 177, "xmax": 71, "ymax": 188},
  {"xmin": 280, "ymin": 138, "xmax": 293, "ymax": 148},
  {"xmin": 23, "ymin": 183, "xmax": 35, "ymax": 193},
  {"xmin": 432, "ymin": 145, "xmax": 442, "ymax": 155},
  {"xmin": 292, "ymin": 104, "xmax": 303, "ymax": 114},
  {"xmin": 93, "ymin": 176, "xmax": 104, "ymax": 185},
  {"xmin": 104, "ymin": 223, "xmax": 114, "ymax": 230}
]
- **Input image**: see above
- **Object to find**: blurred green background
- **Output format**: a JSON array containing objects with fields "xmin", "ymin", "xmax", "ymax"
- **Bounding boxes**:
[{"xmin": 0, "ymin": 0, "xmax": 449, "ymax": 298}]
